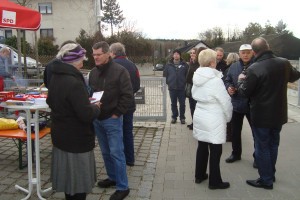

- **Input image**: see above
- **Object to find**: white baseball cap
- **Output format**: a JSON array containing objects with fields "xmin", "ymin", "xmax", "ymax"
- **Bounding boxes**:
[{"xmin": 239, "ymin": 44, "xmax": 252, "ymax": 51}]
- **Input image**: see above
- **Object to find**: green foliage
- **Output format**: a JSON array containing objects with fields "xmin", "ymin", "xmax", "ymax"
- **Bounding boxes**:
[
  {"xmin": 198, "ymin": 19, "xmax": 293, "ymax": 45},
  {"xmin": 75, "ymin": 29, "xmax": 104, "ymax": 69},
  {"xmin": 181, "ymin": 53, "xmax": 190, "ymax": 62},
  {"xmin": 101, "ymin": 0, "xmax": 125, "ymax": 35},
  {"xmin": 75, "ymin": 28, "xmax": 152, "ymax": 67},
  {"xmin": 263, "ymin": 20, "xmax": 276, "ymax": 35},
  {"xmin": 5, "ymin": 35, "xmax": 33, "ymax": 54},
  {"xmin": 155, "ymin": 58, "xmax": 167, "ymax": 66},
  {"xmin": 38, "ymin": 38, "xmax": 58, "ymax": 55},
  {"xmin": 243, "ymin": 22, "xmax": 263, "ymax": 43},
  {"xmin": 275, "ymin": 20, "xmax": 293, "ymax": 35},
  {"xmin": 106, "ymin": 31, "xmax": 153, "ymax": 57}
]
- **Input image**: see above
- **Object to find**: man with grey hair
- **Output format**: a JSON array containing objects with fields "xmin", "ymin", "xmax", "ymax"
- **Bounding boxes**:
[
  {"xmin": 0, "ymin": 46, "xmax": 15, "ymax": 81},
  {"xmin": 238, "ymin": 37, "xmax": 300, "ymax": 189},
  {"xmin": 109, "ymin": 42, "xmax": 140, "ymax": 167},
  {"xmin": 224, "ymin": 44, "xmax": 255, "ymax": 165},
  {"xmin": 89, "ymin": 41, "xmax": 132, "ymax": 200}
]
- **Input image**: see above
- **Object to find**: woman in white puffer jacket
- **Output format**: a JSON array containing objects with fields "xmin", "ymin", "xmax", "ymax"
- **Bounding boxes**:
[{"xmin": 192, "ymin": 49, "xmax": 232, "ymax": 189}]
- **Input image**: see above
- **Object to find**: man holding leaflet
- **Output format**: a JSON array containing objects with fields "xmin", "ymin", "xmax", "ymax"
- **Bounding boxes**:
[{"xmin": 89, "ymin": 41, "xmax": 133, "ymax": 200}]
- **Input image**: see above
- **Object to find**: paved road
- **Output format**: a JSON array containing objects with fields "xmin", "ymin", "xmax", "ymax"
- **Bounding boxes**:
[
  {"xmin": 0, "ymin": 87, "xmax": 299, "ymax": 199},
  {"xmin": 151, "ymin": 92, "xmax": 300, "ymax": 200}
]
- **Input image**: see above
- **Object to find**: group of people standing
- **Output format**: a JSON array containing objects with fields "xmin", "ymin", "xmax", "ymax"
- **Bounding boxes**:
[
  {"xmin": 46, "ymin": 41, "xmax": 139, "ymax": 200},
  {"xmin": 164, "ymin": 37, "xmax": 300, "ymax": 190}
]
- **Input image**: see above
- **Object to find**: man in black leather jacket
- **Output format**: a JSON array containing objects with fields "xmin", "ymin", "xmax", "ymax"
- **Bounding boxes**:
[{"xmin": 238, "ymin": 37, "xmax": 300, "ymax": 190}]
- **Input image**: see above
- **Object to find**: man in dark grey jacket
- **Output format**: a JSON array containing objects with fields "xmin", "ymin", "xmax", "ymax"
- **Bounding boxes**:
[
  {"xmin": 89, "ymin": 41, "xmax": 132, "ymax": 200},
  {"xmin": 238, "ymin": 37, "xmax": 300, "ymax": 189},
  {"xmin": 163, "ymin": 49, "xmax": 189, "ymax": 124}
]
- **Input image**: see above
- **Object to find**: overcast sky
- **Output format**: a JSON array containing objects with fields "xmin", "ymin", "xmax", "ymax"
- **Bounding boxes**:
[{"xmin": 111, "ymin": 0, "xmax": 300, "ymax": 40}]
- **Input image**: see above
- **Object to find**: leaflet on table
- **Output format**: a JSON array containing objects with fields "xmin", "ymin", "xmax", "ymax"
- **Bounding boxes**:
[
  {"xmin": 90, "ymin": 91, "xmax": 104, "ymax": 103},
  {"xmin": 4, "ymin": 100, "xmax": 35, "ymax": 106}
]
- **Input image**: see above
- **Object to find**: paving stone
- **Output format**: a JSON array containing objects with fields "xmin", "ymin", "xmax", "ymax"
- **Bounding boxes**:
[
  {"xmin": 137, "ymin": 188, "xmax": 151, "ymax": 198},
  {"xmin": 0, "ymin": 194, "xmax": 16, "ymax": 200}
]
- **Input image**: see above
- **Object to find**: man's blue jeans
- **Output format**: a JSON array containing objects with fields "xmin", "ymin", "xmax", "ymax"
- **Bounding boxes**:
[
  {"xmin": 123, "ymin": 110, "xmax": 135, "ymax": 164},
  {"xmin": 169, "ymin": 89, "xmax": 186, "ymax": 120},
  {"xmin": 252, "ymin": 125, "xmax": 281, "ymax": 185},
  {"xmin": 93, "ymin": 116, "xmax": 129, "ymax": 190}
]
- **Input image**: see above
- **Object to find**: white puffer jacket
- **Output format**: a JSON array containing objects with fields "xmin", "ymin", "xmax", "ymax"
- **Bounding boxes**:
[{"xmin": 192, "ymin": 67, "xmax": 232, "ymax": 144}]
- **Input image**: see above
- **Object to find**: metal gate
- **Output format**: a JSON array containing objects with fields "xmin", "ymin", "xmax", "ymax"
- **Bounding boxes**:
[{"xmin": 134, "ymin": 77, "xmax": 166, "ymax": 121}]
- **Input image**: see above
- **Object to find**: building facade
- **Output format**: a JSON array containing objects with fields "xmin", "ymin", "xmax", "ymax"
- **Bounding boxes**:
[{"xmin": 2, "ymin": 0, "xmax": 102, "ymax": 46}]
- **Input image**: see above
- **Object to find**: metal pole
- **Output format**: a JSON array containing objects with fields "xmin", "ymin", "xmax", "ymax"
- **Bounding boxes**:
[
  {"xmin": 34, "ymin": 32, "xmax": 40, "ymax": 78},
  {"xmin": 17, "ymin": 30, "xmax": 22, "ymax": 77},
  {"xmin": 298, "ymin": 57, "xmax": 300, "ymax": 106}
]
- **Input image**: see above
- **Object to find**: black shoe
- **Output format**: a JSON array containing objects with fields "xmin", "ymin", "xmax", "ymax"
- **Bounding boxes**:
[
  {"xmin": 171, "ymin": 118, "xmax": 177, "ymax": 124},
  {"xmin": 180, "ymin": 119, "xmax": 186, "ymax": 124},
  {"xmin": 110, "ymin": 189, "xmax": 130, "ymax": 200},
  {"xmin": 246, "ymin": 178, "xmax": 273, "ymax": 189},
  {"xmin": 253, "ymin": 160, "xmax": 258, "ymax": 168},
  {"xmin": 195, "ymin": 173, "xmax": 208, "ymax": 184},
  {"xmin": 126, "ymin": 162, "xmax": 134, "ymax": 167},
  {"xmin": 97, "ymin": 178, "xmax": 116, "ymax": 188},
  {"xmin": 209, "ymin": 182, "xmax": 230, "ymax": 189},
  {"xmin": 225, "ymin": 154, "xmax": 241, "ymax": 163}
]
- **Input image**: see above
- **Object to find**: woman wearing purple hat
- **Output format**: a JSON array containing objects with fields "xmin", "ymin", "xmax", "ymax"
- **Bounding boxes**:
[{"xmin": 47, "ymin": 43, "xmax": 101, "ymax": 200}]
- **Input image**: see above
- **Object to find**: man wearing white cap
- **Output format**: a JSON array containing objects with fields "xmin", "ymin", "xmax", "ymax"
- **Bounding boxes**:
[{"xmin": 224, "ymin": 44, "xmax": 255, "ymax": 165}]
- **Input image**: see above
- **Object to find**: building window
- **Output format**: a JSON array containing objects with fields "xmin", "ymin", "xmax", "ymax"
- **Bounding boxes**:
[
  {"xmin": 5, "ymin": 30, "xmax": 12, "ymax": 38},
  {"xmin": 40, "ymin": 29, "xmax": 53, "ymax": 38},
  {"xmin": 39, "ymin": 3, "xmax": 52, "ymax": 14}
]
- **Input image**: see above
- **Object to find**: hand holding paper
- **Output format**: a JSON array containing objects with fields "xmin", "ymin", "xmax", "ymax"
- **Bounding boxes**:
[{"xmin": 90, "ymin": 91, "xmax": 104, "ymax": 103}]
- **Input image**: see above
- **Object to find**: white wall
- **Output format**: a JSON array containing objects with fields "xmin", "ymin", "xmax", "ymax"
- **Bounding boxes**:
[{"xmin": 8, "ymin": 0, "xmax": 99, "ymax": 47}]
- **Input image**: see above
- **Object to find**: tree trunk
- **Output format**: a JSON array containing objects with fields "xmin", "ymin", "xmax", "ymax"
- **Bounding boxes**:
[{"xmin": 111, "ymin": 22, "xmax": 113, "ymax": 36}]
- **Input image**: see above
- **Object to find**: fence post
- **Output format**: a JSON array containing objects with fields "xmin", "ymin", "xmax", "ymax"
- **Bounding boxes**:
[{"xmin": 298, "ymin": 57, "xmax": 300, "ymax": 106}]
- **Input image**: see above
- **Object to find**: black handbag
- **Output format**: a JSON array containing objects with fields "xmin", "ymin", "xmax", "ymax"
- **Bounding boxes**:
[{"xmin": 185, "ymin": 83, "xmax": 192, "ymax": 98}]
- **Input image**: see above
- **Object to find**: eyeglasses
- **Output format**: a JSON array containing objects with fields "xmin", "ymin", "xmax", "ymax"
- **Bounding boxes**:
[{"xmin": 93, "ymin": 53, "xmax": 105, "ymax": 57}]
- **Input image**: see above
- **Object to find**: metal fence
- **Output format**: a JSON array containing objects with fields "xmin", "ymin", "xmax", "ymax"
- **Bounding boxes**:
[
  {"xmin": 134, "ymin": 77, "xmax": 167, "ymax": 121},
  {"xmin": 3, "ymin": 77, "xmax": 167, "ymax": 121}
]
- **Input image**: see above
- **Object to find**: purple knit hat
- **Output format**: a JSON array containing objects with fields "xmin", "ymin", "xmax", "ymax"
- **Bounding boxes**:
[{"xmin": 60, "ymin": 44, "xmax": 86, "ymax": 63}]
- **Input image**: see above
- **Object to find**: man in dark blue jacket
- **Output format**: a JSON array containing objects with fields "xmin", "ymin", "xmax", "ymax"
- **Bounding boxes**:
[
  {"xmin": 163, "ymin": 49, "xmax": 189, "ymax": 124},
  {"xmin": 224, "ymin": 44, "xmax": 255, "ymax": 165},
  {"xmin": 110, "ymin": 42, "xmax": 140, "ymax": 167}
]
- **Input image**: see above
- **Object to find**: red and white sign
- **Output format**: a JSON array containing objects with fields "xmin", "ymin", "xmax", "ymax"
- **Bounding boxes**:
[
  {"xmin": 0, "ymin": 0, "xmax": 41, "ymax": 31},
  {"xmin": 2, "ymin": 10, "xmax": 16, "ymax": 25}
]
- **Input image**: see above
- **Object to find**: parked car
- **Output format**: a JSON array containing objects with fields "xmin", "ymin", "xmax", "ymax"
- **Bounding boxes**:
[
  {"xmin": 155, "ymin": 64, "xmax": 164, "ymax": 71},
  {"xmin": 0, "ymin": 43, "xmax": 43, "ymax": 77}
]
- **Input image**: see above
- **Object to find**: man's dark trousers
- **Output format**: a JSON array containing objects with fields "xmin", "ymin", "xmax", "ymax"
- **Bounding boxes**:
[
  {"xmin": 123, "ymin": 109, "xmax": 135, "ymax": 164},
  {"xmin": 231, "ymin": 111, "xmax": 252, "ymax": 157},
  {"xmin": 252, "ymin": 126, "xmax": 281, "ymax": 185},
  {"xmin": 169, "ymin": 89, "xmax": 186, "ymax": 120}
]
